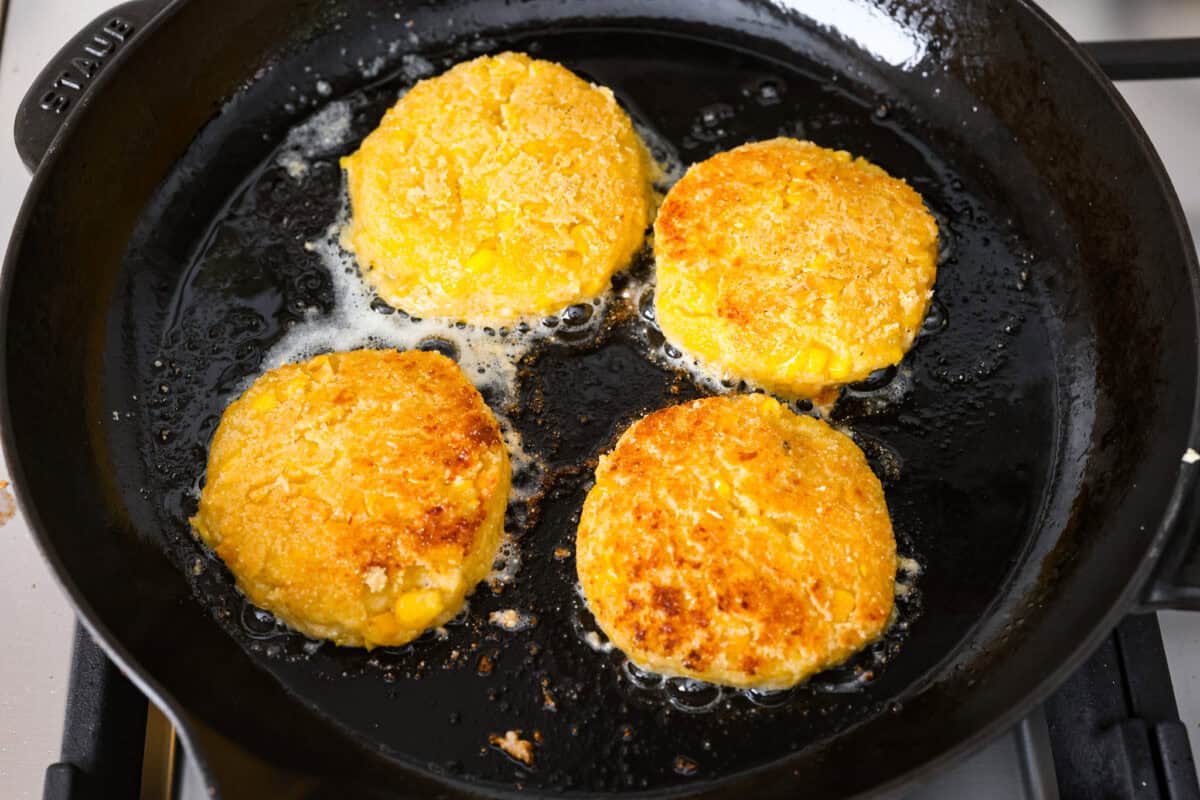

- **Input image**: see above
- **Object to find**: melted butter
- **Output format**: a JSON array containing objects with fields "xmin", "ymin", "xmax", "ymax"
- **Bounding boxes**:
[{"xmin": 275, "ymin": 99, "xmax": 354, "ymax": 179}]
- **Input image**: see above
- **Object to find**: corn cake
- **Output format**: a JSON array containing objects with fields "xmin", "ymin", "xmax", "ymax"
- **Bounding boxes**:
[
  {"xmin": 576, "ymin": 394, "xmax": 896, "ymax": 689},
  {"xmin": 191, "ymin": 349, "xmax": 511, "ymax": 648},
  {"xmin": 654, "ymin": 138, "xmax": 938, "ymax": 399},
  {"xmin": 342, "ymin": 51, "xmax": 655, "ymax": 323}
]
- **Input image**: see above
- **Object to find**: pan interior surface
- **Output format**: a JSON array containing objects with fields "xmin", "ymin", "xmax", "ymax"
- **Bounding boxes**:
[{"xmin": 110, "ymin": 23, "xmax": 1057, "ymax": 793}]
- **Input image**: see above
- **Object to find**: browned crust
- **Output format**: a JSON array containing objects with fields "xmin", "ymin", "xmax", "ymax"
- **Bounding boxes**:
[
  {"xmin": 191, "ymin": 349, "xmax": 510, "ymax": 647},
  {"xmin": 576, "ymin": 395, "xmax": 896, "ymax": 689}
]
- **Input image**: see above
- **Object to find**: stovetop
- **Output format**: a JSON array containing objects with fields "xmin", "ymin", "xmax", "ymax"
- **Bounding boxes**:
[
  {"xmin": 40, "ymin": 614, "xmax": 1200, "ymax": 799},
  {"xmin": 3, "ymin": 1, "xmax": 1200, "ymax": 799}
]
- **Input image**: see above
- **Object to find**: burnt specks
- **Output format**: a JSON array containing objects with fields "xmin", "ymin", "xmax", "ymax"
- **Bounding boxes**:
[
  {"xmin": 651, "ymin": 584, "xmax": 683, "ymax": 615},
  {"xmin": 575, "ymin": 395, "xmax": 895, "ymax": 688}
]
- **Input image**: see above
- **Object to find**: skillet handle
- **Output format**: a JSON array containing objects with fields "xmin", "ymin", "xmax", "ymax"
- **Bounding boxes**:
[
  {"xmin": 13, "ymin": 0, "xmax": 162, "ymax": 173},
  {"xmin": 1082, "ymin": 38, "xmax": 1200, "ymax": 81}
]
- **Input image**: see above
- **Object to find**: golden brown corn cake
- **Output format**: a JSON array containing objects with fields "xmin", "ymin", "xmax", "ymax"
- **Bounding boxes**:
[
  {"xmin": 576, "ymin": 394, "xmax": 896, "ymax": 689},
  {"xmin": 341, "ymin": 51, "xmax": 655, "ymax": 323},
  {"xmin": 654, "ymin": 138, "xmax": 938, "ymax": 399},
  {"xmin": 190, "ymin": 349, "xmax": 511, "ymax": 648}
]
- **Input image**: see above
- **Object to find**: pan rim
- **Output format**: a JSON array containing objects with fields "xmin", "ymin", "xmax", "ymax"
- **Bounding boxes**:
[{"xmin": 2, "ymin": 0, "xmax": 1199, "ymax": 797}]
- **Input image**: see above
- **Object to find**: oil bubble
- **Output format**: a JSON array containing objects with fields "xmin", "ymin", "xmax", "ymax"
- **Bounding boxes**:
[
  {"xmin": 417, "ymin": 337, "xmax": 459, "ymax": 360},
  {"xmin": 741, "ymin": 686, "xmax": 795, "ymax": 708},
  {"xmin": 848, "ymin": 364, "xmax": 897, "ymax": 393},
  {"xmin": 240, "ymin": 600, "xmax": 284, "ymax": 639},
  {"xmin": 690, "ymin": 103, "xmax": 735, "ymax": 143},
  {"xmin": 753, "ymin": 79, "xmax": 783, "ymax": 106},
  {"xmin": 638, "ymin": 289, "xmax": 656, "ymax": 322},
  {"xmin": 622, "ymin": 660, "xmax": 665, "ymax": 690},
  {"xmin": 665, "ymin": 678, "xmax": 723, "ymax": 713},
  {"xmin": 921, "ymin": 297, "xmax": 949, "ymax": 335},
  {"xmin": 561, "ymin": 303, "xmax": 593, "ymax": 326}
]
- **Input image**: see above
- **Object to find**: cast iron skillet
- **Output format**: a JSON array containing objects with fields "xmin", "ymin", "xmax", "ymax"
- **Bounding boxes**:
[{"xmin": 6, "ymin": 1, "xmax": 1200, "ymax": 797}]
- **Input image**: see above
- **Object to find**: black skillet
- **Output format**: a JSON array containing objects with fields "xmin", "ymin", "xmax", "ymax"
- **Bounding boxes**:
[{"xmin": 6, "ymin": 1, "xmax": 1200, "ymax": 797}]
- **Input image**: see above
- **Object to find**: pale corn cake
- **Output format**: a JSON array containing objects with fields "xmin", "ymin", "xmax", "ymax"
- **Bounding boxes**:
[
  {"xmin": 654, "ymin": 138, "xmax": 938, "ymax": 399},
  {"xmin": 342, "ymin": 51, "xmax": 655, "ymax": 323}
]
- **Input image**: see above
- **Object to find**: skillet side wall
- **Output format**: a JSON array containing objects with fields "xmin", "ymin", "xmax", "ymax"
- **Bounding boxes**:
[{"xmin": 1, "ymin": 0, "xmax": 1196, "ymax": 798}]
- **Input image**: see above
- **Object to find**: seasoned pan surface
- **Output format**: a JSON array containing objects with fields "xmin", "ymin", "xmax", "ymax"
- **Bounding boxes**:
[{"xmin": 107, "ymin": 26, "xmax": 1055, "ymax": 792}]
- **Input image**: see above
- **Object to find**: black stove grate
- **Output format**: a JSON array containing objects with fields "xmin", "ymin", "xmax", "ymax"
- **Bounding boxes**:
[
  {"xmin": 1045, "ymin": 614, "xmax": 1199, "ymax": 800},
  {"xmin": 44, "ymin": 626, "xmax": 146, "ymax": 800}
]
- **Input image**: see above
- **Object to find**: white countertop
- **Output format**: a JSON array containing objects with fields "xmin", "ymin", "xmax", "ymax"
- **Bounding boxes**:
[{"xmin": 0, "ymin": 2, "xmax": 1198, "ymax": 798}]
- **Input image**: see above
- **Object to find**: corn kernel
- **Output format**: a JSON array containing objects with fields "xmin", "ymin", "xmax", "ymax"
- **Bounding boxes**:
[
  {"xmin": 786, "ymin": 162, "xmax": 814, "ymax": 179},
  {"xmin": 461, "ymin": 180, "xmax": 491, "ymax": 202},
  {"xmin": 831, "ymin": 588, "xmax": 856, "ymax": 622},
  {"xmin": 798, "ymin": 344, "xmax": 830, "ymax": 375},
  {"xmin": 496, "ymin": 210, "xmax": 517, "ymax": 231},
  {"xmin": 828, "ymin": 353, "xmax": 852, "ymax": 380},
  {"xmin": 570, "ymin": 223, "xmax": 591, "ymax": 253},
  {"xmin": 364, "ymin": 612, "xmax": 400, "ymax": 645},
  {"xmin": 385, "ymin": 128, "xmax": 414, "ymax": 150},
  {"xmin": 466, "ymin": 247, "xmax": 498, "ymax": 273},
  {"xmin": 251, "ymin": 392, "xmax": 278, "ymax": 413},
  {"xmin": 500, "ymin": 102, "xmax": 517, "ymax": 129},
  {"xmin": 757, "ymin": 394, "xmax": 781, "ymax": 416},
  {"xmin": 562, "ymin": 251, "xmax": 584, "ymax": 272},
  {"xmin": 521, "ymin": 140, "xmax": 551, "ymax": 159},
  {"xmin": 807, "ymin": 253, "xmax": 830, "ymax": 273},
  {"xmin": 393, "ymin": 589, "xmax": 444, "ymax": 630},
  {"xmin": 713, "ymin": 479, "xmax": 733, "ymax": 500}
]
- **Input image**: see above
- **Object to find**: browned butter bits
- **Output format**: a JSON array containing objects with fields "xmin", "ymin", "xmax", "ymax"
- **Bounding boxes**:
[
  {"xmin": 576, "ymin": 394, "xmax": 896, "ymax": 689},
  {"xmin": 191, "ymin": 349, "xmax": 511, "ymax": 648}
]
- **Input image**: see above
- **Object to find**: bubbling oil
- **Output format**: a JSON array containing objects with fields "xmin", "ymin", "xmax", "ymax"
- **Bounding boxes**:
[{"xmin": 275, "ymin": 99, "xmax": 353, "ymax": 179}]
